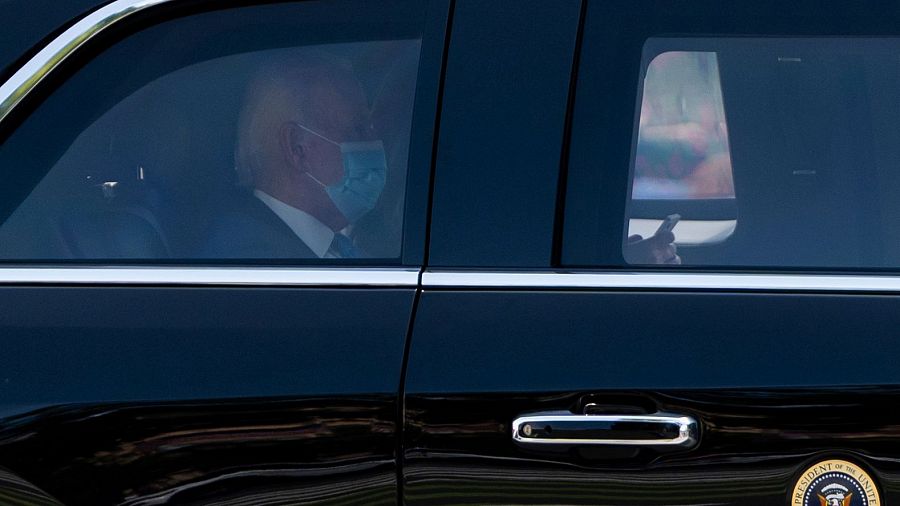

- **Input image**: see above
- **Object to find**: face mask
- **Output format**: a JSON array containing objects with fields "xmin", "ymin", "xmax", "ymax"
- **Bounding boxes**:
[{"xmin": 297, "ymin": 124, "xmax": 387, "ymax": 223}]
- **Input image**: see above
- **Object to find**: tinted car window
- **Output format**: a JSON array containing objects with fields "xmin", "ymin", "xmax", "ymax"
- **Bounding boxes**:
[
  {"xmin": 564, "ymin": 27, "xmax": 900, "ymax": 270},
  {"xmin": 0, "ymin": 0, "xmax": 424, "ymax": 263},
  {"xmin": 622, "ymin": 38, "xmax": 900, "ymax": 268},
  {"xmin": 627, "ymin": 49, "xmax": 736, "ymax": 249},
  {"xmin": 632, "ymin": 51, "xmax": 734, "ymax": 201},
  {"xmin": 561, "ymin": 1, "xmax": 900, "ymax": 271}
]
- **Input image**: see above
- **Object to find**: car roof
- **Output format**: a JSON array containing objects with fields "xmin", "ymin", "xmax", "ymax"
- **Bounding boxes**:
[{"xmin": 0, "ymin": 0, "xmax": 103, "ymax": 80}]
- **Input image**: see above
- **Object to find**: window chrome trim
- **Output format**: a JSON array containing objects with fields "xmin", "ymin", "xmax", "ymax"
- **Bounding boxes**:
[
  {"xmin": 0, "ymin": 0, "xmax": 173, "ymax": 125},
  {"xmin": 423, "ymin": 270, "xmax": 900, "ymax": 292},
  {"xmin": 0, "ymin": 267, "xmax": 419, "ymax": 287},
  {"xmin": 2, "ymin": 268, "xmax": 898, "ymax": 291}
]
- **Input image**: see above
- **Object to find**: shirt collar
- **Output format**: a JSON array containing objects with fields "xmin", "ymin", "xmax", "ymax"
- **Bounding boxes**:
[{"xmin": 253, "ymin": 190, "xmax": 334, "ymax": 258}]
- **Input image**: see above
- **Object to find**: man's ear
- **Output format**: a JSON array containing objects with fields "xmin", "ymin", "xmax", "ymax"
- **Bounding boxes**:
[{"xmin": 278, "ymin": 122, "xmax": 306, "ymax": 171}]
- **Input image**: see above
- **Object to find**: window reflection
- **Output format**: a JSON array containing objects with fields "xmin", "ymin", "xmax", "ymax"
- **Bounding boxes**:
[
  {"xmin": 0, "ymin": 40, "xmax": 420, "ymax": 261},
  {"xmin": 633, "ymin": 51, "xmax": 735, "ymax": 200}
]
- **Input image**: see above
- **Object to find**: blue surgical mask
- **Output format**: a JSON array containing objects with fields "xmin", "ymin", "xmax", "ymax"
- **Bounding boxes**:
[{"xmin": 297, "ymin": 124, "xmax": 387, "ymax": 223}]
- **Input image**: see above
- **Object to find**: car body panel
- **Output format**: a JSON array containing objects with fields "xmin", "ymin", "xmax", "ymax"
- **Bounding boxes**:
[
  {"xmin": 0, "ymin": 0, "xmax": 450, "ymax": 503},
  {"xmin": 405, "ymin": 1, "xmax": 900, "ymax": 505},
  {"xmin": 405, "ymin": 389, "xmax": 900, "ymax": 505}
]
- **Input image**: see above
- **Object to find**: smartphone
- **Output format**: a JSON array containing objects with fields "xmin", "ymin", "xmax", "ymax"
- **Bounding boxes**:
[{"xmin": 655, "ymin": 213, "xmax": 681, "ymax": 235}]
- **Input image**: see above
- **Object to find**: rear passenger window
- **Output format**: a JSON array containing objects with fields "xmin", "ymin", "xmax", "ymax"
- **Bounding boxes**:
[
  {"xmin": 628, "ymin": 50, "xmax": 737, "ymax": 250},
  {"xmin": 622, "ymin": 38, "xmax": 900, "ymax": 268},
  {"xmin": 564, "ymin": 23, "xmax": 900, "ymax": 270},
  {"xmin": 0, "ymin": 0, "xmax": 431, "ymax": 263},
  {"xmin": 633, "ymin": 51, "xmax": 734, "ymax": 201}
]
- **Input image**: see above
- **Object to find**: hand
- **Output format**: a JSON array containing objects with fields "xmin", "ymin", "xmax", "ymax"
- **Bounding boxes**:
[{"xmin": 625, "ymin": 230, "xmax": 681, "ymax": 265}]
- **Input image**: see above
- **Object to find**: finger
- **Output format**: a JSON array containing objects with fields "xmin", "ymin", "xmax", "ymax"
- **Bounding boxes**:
[
  {"xmin": 651, "ymin": 230, "xmax": 675, "ymax": 244},
  {"xmin": 627, "ymin": 234, "xmax": 643, "ymax": 244},
  {"xmin": 652, "ymin": 243, "xmax": 676, "ymax": 263}
]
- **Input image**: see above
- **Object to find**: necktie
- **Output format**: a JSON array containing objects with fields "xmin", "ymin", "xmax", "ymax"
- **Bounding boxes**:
[{"xmin": 330, "ymin": 233, "xmax": 360, "ymax": 258}]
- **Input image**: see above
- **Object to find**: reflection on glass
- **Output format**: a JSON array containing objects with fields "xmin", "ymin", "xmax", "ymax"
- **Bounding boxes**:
[
  {"xmin": 633, "ymin": 51, "xmax": 734, "ymax": 200},
  {"xmin": 0, "ymin": 40, "xmax": 420, "ymax": 261}
]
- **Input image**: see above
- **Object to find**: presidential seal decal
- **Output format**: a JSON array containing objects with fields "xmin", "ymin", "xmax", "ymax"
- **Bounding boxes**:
[{"xmin": 791, "ymin": 459, "xmax": 880, "ymax": 506}]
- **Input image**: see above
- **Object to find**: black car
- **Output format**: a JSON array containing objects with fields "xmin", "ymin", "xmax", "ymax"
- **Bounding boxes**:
[{"xmin": 0, "ymin": 0, "xmax": 898, "ymax": 504}]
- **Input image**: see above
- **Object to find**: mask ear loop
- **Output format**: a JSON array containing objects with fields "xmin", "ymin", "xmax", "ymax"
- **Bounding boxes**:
[
  {"xmin": 305, "ymin": 169, "xmax": 328, "ymax": 189},
  {"xmin": 292, "ymin": 122, "xmax": 341, "ymax": 188},
  {"xmin": 294, "ymin": 122, "xmax": 340, "ymax": 146}
]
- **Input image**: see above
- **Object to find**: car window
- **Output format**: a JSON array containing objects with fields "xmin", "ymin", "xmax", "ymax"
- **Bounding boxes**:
[
  {"xmin": 627, "ymin": 50, "xmax": 737, "ymax": 250},
  {"xmin": 620, "ymin": 37, "xmax": 900, "ymax": 268},
  {"xmin": 565, "ymin": 33, "xmax": 900, "ymax": 270},
  {"xmin": 632, "ymin": 51, "xmax": 734, "ymax": 202},
  {"xmin": 0, "ymin": 0, "xmax": 427, "ymax": 263}
]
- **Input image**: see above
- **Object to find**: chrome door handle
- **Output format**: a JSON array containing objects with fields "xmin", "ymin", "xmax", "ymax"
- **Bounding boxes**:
[{"xmin": 512, "ymin": 412, "xmax": 699, "ymax": 448}]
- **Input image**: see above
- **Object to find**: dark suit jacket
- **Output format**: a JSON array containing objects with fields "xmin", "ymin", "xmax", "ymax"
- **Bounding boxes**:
[{"xmin": 202, "ymin": 190, "xmax": 316, "ymax": 259}]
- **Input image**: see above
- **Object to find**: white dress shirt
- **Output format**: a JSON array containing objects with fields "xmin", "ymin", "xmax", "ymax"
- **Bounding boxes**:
[{"xmin": 253, "ymin": 190, "xmax": 335, "ymax": 258}]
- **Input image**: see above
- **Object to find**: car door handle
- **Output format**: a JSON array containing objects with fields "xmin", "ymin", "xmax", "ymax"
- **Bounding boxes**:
[{"xmin": 512, "ymin": 412, "xmax": 699, "ymax": 448}]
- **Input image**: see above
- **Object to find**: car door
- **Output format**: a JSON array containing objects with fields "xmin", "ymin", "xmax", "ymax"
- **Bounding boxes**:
[
  {"xmin": 0, "ymin": 0, "xmax": 448, "ymax": 504},
  {"xmin": 405, "ymin": 1, "xmax": 900, "ymax": 505}
]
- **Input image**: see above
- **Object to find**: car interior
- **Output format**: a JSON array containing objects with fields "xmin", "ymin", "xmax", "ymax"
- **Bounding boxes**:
[{"xmin": 0, "ymin": 40, "xmax": 420, "ymax": 261}]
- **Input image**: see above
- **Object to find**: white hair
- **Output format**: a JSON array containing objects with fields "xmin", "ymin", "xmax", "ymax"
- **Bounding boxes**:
[{"xmin": 235, "ymin": 49, "xmax": 356, "ymax": 185}]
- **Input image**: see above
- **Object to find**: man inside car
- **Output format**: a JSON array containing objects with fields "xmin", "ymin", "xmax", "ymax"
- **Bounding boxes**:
[{"xmin": 205, "ymin": 51, "xmax": 386, "ymax": 259}]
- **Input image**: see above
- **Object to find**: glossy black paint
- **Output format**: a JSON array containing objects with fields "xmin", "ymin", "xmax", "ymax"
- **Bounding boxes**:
[
  {"xmin": 405, "ymin": 288, "xmax": 900, "ymax": 503},
  {"xmin": 0, "ymin": 286, "xmax": 412, "ymax": 504},
  {"xmin": 0, "ymin": 287, "xmax": 413, "ymax": 411},
  {"xmin": 405, "ymin": 389, "xmax": 900, "ymax": 505},
  {"xmin": 406, "ymin": 290, "xmax": 900, "ymax": 392},
  {"xmin": 427, "ymin": 0, "xmax": 581, "ymax": 268},
  {"xmin": 0, "ymin": 468, "xmax": 62, "ymax": 505},
  {"xmin": 0, "ymin": 396, "xmax": 395, "ymax": 505}
]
